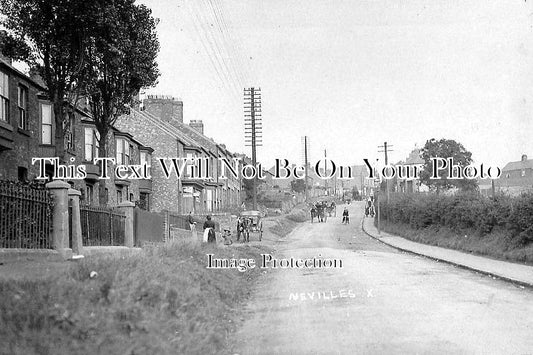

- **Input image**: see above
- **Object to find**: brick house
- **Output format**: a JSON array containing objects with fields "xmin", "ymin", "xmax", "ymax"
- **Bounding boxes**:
[
  {"xmin": 496, "ymin": 154, "xmax": 533, "ymax": 195},
  {"xmin": 0, "ymin": 56, "xmax": 59, "ymax": 182},
  {"xmin": 115, "ymin": 95, "xmax": 242, "ymax": 214},
  {"xmin": 0, "ymin": 56, "xmax": 154, "ymax": 209},
  {"xmin": 71, "ymin": 117, "xmax": 154, "ymax": 209}
]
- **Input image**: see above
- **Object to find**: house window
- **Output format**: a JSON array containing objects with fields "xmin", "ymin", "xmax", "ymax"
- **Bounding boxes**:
[
  {"xmin": 140, "ymin": 151, "xmax": 151, "ymax": 176},
  {"xmin": 0, "ymin": 71, "xmax": 8, "ymax": 123},
  {"xmin": 116, "ymin": 138, "xmax": 130, "ymax": 165},
  {"xmin": 129, "ymin": 193, "xmax": 134, "ymax": 202},
  {"xmin": 139, "ymin": 192, "xmax": 150, "ymax": 210},
  {"xmin": 41, "ymin": 104, "xmax": 53, "ymax": 144},
  {"xmin": 17, "ymin": 85, "xmax": 27, "ymax": 129},
  {"xmin": 186, "ymin": 152, "xmax": 196, "ymax": 177},
  {"xmin": 84, "ymin": 128, "xmax": 99, "ymax": 162},
  {"xmin": 117, "ymin": 187, "xmax": 123, "ymax": 203},
  {"xmin": 85, "ymin": 185, "xmax": 94, "ymax": 205},
  {"xmin": 18, "ymin": 167, "xmax": 27, "ymax": 182}
]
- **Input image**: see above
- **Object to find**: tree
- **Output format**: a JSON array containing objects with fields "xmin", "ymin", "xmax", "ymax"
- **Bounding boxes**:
[
  {"xmin": 84, "ymin": 0, "xmax": 160, "ymax": 205},
  {"xmin": 290, "ymin": 179, "xmax": 306, "ymax": 193},
  {"xmin": 0, "ymin": 0, "xmax": 95, "ymax": 159},
  {"xmin": 420, "ymin": 138, "xmax": 478, "ymax": 193}
]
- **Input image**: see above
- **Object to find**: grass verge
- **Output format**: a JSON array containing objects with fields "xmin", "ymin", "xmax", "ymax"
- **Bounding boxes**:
[
  {"xmin": 0, "ymin": 239, "xmax": 272, "ymax": 355},
  {"xmin": 380, "ymin": 220, "xmax": 533, "ymax": 265},
  {"xmin": 268, "ymin": 205, "xmax": 308, "ymax": 238}
]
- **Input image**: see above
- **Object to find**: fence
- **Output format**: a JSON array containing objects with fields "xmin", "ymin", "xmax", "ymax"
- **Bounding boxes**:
[
  {"xmin": 0, "ymin": 180, "xmax": 53, "ymax": 249},
  {"xmin": 80, "ymin": 205, "xmax": 126, "ymax": 246}
]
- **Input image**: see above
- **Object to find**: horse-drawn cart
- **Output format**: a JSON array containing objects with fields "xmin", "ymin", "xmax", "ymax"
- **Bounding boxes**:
[{"xmin": 240, "ymin": 210, "xmax": 263, "ymax": 242}]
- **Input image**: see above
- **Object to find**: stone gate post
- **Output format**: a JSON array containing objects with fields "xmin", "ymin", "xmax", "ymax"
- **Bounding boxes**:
[
  {"xmin": 68, "ymin": 188, "xmax": 83, "ymax": 255},
  {"xmin": 118, "ymin": 201, "xmax": 135, "ymax": 247},
  {"xmin": 46, "ymin": 180, "xmax": 72, "ymax": 259}
]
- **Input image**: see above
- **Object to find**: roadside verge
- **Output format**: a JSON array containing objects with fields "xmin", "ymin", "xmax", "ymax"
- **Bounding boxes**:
[{"xmin": 361, "ymin": 217, "xmax": 533, "ymax": 289}]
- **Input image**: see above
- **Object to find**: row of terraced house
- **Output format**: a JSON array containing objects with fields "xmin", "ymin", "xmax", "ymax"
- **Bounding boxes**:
[{"xmin": 0, "ymin": 55, "xmax": 243, "ymax": 215}]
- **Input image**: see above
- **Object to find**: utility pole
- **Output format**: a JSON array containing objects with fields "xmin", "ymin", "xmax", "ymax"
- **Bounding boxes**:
[
  {"xmin": 244, "ymin": 87, "xmax": 262, "ymax": 210},
  {"xmin": 302, "ymin": 136, "xmax": 309, "ymax": 202},
  {"xmin": 378, "ymin": 142, "xmax": 394, "ymax": 200},
  {"xmin": 324, "ymin": 149, "xmax": 328, "ymax": 195}
]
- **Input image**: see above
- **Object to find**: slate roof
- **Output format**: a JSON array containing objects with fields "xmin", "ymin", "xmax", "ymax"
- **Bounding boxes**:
[{"xmin": 502, "ymin": 158, "xmax": 533, "ymax": 172}]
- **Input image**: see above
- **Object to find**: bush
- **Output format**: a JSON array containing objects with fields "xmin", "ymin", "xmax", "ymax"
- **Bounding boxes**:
[{"xmin": 380, "ymin": 192, "xmax": 533, "ymax": 246}]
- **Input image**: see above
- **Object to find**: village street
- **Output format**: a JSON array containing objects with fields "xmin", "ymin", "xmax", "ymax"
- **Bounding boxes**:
[{"xmin": 231, "ymin": 202, "xmax": 533, "ymax": 355}]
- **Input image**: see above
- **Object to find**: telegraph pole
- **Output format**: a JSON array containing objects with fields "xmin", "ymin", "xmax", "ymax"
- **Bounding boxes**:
[
  {"xmin": 378, "ymin": 142, "xmax": 394, "ymax": 200},
  {"xmin": 302, "ymin": 136, "xmax": 309, "ymax": 202},
  {"xmin": 324, "ymin": 149, "xmax": 328, "ymax": 195},
  {"xmin": 244, "ymin": 87, "xmax": 262, "ymax": 210}
]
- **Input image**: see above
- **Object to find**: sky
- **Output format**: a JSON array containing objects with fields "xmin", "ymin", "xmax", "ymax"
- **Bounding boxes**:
[{"xmin": 139, "ymin": 0, "xmax": 533, "ymax": 170}]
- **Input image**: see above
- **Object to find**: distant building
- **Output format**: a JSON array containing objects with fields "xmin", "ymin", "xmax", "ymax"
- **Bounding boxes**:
[
  {"xmin": 496, "ymin": 154, "xmax": 533, "ymax": 195},
  {"xmin": 396, "ymin": 148, "xmax": 426, "ymax": 194}
]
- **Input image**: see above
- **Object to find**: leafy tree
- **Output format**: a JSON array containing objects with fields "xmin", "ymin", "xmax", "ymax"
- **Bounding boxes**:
[
  {"xmin": 290, "ymin": 179, "xmax": 306, "ymax": 193},
  {"xmin": 0, "ymin": 0, "xmax": 95, "ymax": 159},
  {"xmin": 0, "ymin": 0, "xmax": 159, "ymax": 164},
  {"xmin": 420, "ymin": 138, "xmax": 478, "ymax": 193},
  {"xmin": 84, "ymin": 0, "xmax": 159, "ymax": 205},
  {"xmin": 85, "ymin": 0, "xmax": 159, "ymax": 157}
]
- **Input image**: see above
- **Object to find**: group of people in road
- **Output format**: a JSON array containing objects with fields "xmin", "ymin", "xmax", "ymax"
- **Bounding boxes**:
[
  {"xmin": 188, "ymin": 212, "xmax": 256, "ymax": 246},
  {"xmin": 310, "ymin": 201, "xmax": 337, "ymax": 223},
  {"xmin": 308, "ymin": 197, "xmax": 376, "ymax": 225},
  {"xmin": 190, "ymin": 197, "xmax": 377, "ymax": 244}
]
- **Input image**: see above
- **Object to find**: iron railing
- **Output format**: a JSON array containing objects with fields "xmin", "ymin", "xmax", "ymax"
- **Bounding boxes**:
[
  {"xmin": 80, "ymin": 204, "xmax": 125, "ymax": 246},
  {"xmin": 0, "ymin": 180, "xmax": 52, "ymax": 249}
]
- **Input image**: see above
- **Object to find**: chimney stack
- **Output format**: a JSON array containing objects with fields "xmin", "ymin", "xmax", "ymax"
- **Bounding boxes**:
[
  {"xmin": 189, "ymin": 120, "xmax": 204, "ymax": 135},
  {"xmin": 521, "ymin": 154, "xmax": 528, "ymax": 162},
  {"xmin": 143, "ymin": 95, "xmax": 183, "ymax": 125}
]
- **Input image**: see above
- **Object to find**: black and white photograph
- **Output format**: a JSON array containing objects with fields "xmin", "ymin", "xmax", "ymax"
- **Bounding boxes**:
[{"xmin": 1, "ymin": 0, "xmax": 533, "ymax": 354}]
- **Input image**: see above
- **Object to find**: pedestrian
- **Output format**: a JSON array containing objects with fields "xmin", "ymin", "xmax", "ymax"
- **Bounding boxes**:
[
  {"xmin": 342, "ymin": 208, "xmax": 349, "ymax": 224},
  {"xmin": 203, "ymin": 215, "xmax": 216, "ymax": 243},
  {"xmin": 188, "ymin": 211, "xmax": 196, "ymax": 231},
  {"xmin": 236, "ymin": 216, "xmax": 244, "ymax": 242}
]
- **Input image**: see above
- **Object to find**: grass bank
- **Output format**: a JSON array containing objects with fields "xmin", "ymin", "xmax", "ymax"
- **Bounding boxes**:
[
  {"xmin": 0, "ymin": 239, "xmax": 272, "ymax": 355},
  {"xmin": 379, "ymin": 220, "xmax": 533, "ymax": 265},
  {"xmin": 268, "ymin": 205, "xmax": 308, "ymax": 238}
]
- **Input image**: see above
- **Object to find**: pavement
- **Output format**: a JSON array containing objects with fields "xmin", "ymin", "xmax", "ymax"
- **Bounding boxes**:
[
  {"xmin": 230, "ymin": 201, "xmax": 533, "ymax": 354},
  {"xmin": 362, "ymin": 216, "xmax": 533, "ymax": 288}
]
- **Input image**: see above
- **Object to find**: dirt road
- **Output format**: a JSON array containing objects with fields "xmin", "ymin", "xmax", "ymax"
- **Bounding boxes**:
[{"xmin": 231, "ymin": 202, "xmax": 533, "ymax": 354}]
